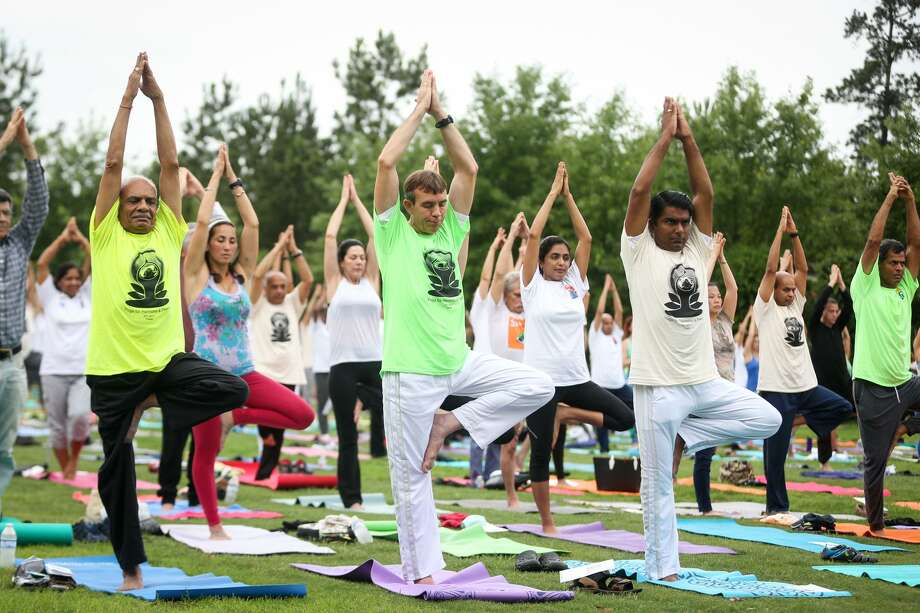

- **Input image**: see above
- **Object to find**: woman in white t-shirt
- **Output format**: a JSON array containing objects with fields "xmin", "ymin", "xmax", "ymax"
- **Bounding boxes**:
[
  {"xmin": 324, "ymin": 174, "xmax": 384, "ymax": 510},
  {"xmin": 521, "ymin": 163, "xmax": 635, "ymax": 533},
  {"xmin": 36, "ymin": 218, "xmax": 93, "ymax": 479}
]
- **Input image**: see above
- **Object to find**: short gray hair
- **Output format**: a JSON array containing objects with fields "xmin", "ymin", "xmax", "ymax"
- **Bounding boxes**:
[
  {"xmin": 503, "ymin": 271, "xmax": 521, "ymax": 295},
  {"xmin": 263, "ymin": 270, "xmax": 288, "ymax": 288},
  {"xmin": 120, "ymin": 175, "xmax": 157, "ymax": 194}
]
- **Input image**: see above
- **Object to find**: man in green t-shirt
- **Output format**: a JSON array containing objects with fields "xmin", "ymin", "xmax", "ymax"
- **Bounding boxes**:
[
  {"xmin": 86, "ymin": 55, "xmax": 248, "ymax": 591},
  {"xmin": 851, "ymin": 172, "xmax": 920, "ymax": 531},
  {"xmin": 373, "ymin": 70, "xmax": 553, "ymax": 583}
]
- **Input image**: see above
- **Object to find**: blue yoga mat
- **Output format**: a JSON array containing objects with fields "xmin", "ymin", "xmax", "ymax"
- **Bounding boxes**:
[
  {"xmin": 35, "ymin": 555, "xmax": 306, "ymax": 601},
  {"xmin": 676, "ymin": 519, "xmax": 903, "ymax": 553},
  {"xmin": 611, "ymin": 559, "xmax": 850, "ymax": 598},
  {"xmin": 801, "ymin": 470, "xmax": 862, "ymax": 480},
  {"xmin": 812, "ymin": 564, "xmax": 920, "ymax": 587}
]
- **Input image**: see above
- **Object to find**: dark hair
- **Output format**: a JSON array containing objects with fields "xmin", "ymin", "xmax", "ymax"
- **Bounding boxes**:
[
  {"xmin": 337, "ymin": 239, "xmax": 365, "ymax": 264},
  {"xmin": 707, "ymin": 282, "xmax": 719, "ymax": 290},
  {"xmin": 824, "ymin": 297, "xmax": 839, "ymax": 307},
  {"xmin": 538, "ymin": 235, "xmax": 571, "ymax": 262},
  {"xmin": 0, "ymin": 188, "xmax": 11, "ymax": 205},
  {"xmin": 205, "ymin": 222, "xmax": 244, "ymax": 284},
  {"xmin": 879, "ymin": 238, "xmax": 906, "ymax": 263},
  {"xmin": 403, "ymin": 170, "xmax": 448, "ymax": 202},
  {"xmin": 650, "ymin": 190, "xmax": 694, "ymax": 223},
  {"xmin": 53, "ymin": 262, "xmax": 81, "ymax": 290}
]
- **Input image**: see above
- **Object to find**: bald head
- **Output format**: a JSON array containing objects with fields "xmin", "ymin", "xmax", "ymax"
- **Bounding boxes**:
[
  {"xmin": 600, "ymin": 312, "xmax": 615, "ymax": 334},
  {"xmin": 773, "ymin": 271, "xmax": 796, "ymax": 306},
  {"xmin": 264, "ymin": 271, "xmax": 289, "ymax": 305}
]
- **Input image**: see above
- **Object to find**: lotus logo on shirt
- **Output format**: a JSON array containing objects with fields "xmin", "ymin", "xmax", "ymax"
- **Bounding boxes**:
[
  {"xmin": 563, "ymin": 282, "xmax": 578, "ymax": 299},
  {"xmin": 783, "ymin": 317, "xmax": 805, "ymax": 347},
  {"xmin": 270, "ymin": 312, "xmax": 291, "ymax": 342},
  {"xmin": 664, "ymin": 263, "xmax": 702, "ymax": 318},
  {"xmin": 125, "ymin": 249, "xmax": 169, "ymax": 308},
  {"xmin": 898, "ymin": 288, "xmax": 906, "ymax": 300},
  {"xmin": 424, "ymin": 249, "xmax": 461, "ymax": 298}
]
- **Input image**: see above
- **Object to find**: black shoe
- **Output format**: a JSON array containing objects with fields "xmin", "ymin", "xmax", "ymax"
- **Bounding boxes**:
[
  {"xmin": 903, "ymin": 413, "xmax": 920, "ymax": 436},
  {"xmin": 515, "ymin": 550, "xmax": 542, "ymax": 572},
  {"xmin": 538, "ymin": 552, "xmax": 567, "ymax": 572},
  {"xmin": 792, "ymin": 513, "xmax": 836, "ymax": 532},
  {"xmin": 256, "ymin": 441, "xmax": 282, "ymax": 480},
  {"xmin": 820, "ymin": 544, "xmax": 877, "ymax": 563}
]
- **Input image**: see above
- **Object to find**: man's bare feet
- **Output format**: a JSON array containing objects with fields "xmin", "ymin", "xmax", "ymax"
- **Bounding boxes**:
[
  {"xmin": 160, "ymin": 502, "xmax": 175, "ymax": 511},
  {"xmin": 507, "ymin": 497, "xmax": 520, "ymax": 510},
  {"xmin": 672, "ymin": 435, "xmax": 686, "ymax": 478},
  {"xmin": 209, "ymin": 525, "xmax": 231, "ymax": 540},
  {"xmin": 348, "ymin": 502, "xmax": 365, "ymax": 511},
  {"xmin": 820, "ymin": 462, "xmax": 832, "ymax": 472},
  {"xmin": 660, "ymin": 573, "xmax": 678, "ymax": 582},
  {"xmin": 421, "ymin": 412, "xmax": 461, "ymax": 472},
  {"xmin": 414, "ymin": 575, "xmax": 434, "ymax": 584},
  {"xmin": 541, "ymin": 524, "xmax": 558, "ymax": 535},
  {"xmin": 118, "ymin": 567, "xmax": 143, "ymax": 591}
]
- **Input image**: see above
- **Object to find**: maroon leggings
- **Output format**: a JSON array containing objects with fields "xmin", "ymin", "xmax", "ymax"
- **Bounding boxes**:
[{"xmin": 192, "ymin": 370, "xmax": 314, "ymax": 525}]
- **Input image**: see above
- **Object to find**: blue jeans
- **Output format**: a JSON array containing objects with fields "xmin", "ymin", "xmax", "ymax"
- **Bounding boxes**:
[
  {"xmin": 469, "ymin": 440, "xmax": 501, "ymax": 482},
  {"xmin": 0, "ymin": 353, "xmax": 27, "ymax": 502},
  {"xmin": 596, "ymin": 385, "xmax": 635, "ymax": 452}
]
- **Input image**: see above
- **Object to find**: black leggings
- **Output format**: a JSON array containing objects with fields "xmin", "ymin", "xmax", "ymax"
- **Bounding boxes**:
[
  {"xmin": 256, "ymin": 383, "xmax": 297, "ymax": 480},
  {"xmin": 527, "ymin": 380, "xmax": 635, "ymax": 482},
  {"xmin": 157, "ymin": 426, "xmax": 197, "ymax": 505},
  {"xmin": 329, "ymin": 361, "xmax": 383, "ymax": 507}
]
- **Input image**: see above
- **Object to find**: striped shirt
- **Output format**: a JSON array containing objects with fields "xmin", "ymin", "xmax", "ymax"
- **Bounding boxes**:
[{"xmin": 0, "ymin": 159, "xmax": 49, "ymax": 348}]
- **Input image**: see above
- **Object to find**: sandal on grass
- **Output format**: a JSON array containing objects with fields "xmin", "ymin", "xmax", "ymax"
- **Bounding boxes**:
[{"xmin": 570, "ymin": 572, "xmax": 641, "ymax": 595}]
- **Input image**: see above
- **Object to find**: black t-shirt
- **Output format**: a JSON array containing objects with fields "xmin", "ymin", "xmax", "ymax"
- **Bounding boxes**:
[{"xmin": 808, "ymin": 285, "xmax": 853, "ymax": 402}]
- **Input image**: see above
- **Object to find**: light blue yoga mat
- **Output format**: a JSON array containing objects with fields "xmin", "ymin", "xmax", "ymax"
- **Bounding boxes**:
[
  {"xmin": 611, "ymin": 560, "xmax": 850, "ymax": 598},
  {"xmin": 32, "ymin": 555, "xmax": 306, "ymax": 601},
  {"xmin": 272, "ymin": 492, "xmax": 405, "ymax": 515},
  {"xmin": 812, "ymin": 565, "xmax": 920, "ymax": 587},
  {"xmin": 676, "ymin": 518, "xmax": 903, "ymax": 553}
]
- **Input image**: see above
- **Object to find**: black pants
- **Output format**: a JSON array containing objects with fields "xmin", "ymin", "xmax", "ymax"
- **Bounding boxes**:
[
  {"xmin": 256, "ymin": 383, "xmax": 297, "ymax": 480},
  {"xmin": 693, "ymin": 446, "xmax": 717, "ymax": 512},
  {"xmin": 157, "ymin": 426, "xmax": 197, "ymax": 506},
  {"xmin": 314, "ymin": 371, "xmax": 330, "ymax": 435},
  {"xmin": 87, "ymin": 352, "xmax": 249, "ymax": 572},
  {"xmin": 527, "ymin": 380, "xmax": 635, "ymax": 482},
  {"xmin": 854, "ymin": 377, "xmax": 920, "ymax": 530},
  {"xmin": 442, "ymin": 395, "xmax": 517, "ymax": 445},
  {"xmin": 595, "ymin": 385, "xmax": 635, "ymax": 452},
  {"xmin": 761, "ymin": 385, "xmax": 852, "ymax": 513},
  {"xmin": 329, "ymin": 361, "xmax": 383, "ymax": 507}
]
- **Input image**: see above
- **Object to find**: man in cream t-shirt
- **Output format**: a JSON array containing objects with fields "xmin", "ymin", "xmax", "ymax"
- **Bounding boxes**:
[
  {"xmin": 621, "ymin": 97, "xmax": 780, "ymax": 582},
  {"xmin": 754, "ymin": 206, "xmax": 852, "ymax": 514}
]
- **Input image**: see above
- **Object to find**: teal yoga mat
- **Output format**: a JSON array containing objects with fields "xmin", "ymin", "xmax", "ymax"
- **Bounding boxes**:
[
  {"xmin": 812, "ymin": 565, "xmax": 920, "ymax": 587},
  {"xmin": 2, "ymin": 519, "xmax": 73, "ymax": 545}
]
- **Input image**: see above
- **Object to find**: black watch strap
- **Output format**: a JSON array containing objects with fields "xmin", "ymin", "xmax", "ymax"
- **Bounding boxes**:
[
  {"xmin": 435, "ymin": 114, "xmax": 454, "ymax": 129},
  {"xmin": 228, "ymin": 178, "xmax": 245, "ymax": 190}
]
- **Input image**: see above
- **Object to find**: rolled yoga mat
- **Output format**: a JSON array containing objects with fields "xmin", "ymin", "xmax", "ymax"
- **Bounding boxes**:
[{"xmin": 1, "ymin": 519, "xmax": 73, "ymax": 545}]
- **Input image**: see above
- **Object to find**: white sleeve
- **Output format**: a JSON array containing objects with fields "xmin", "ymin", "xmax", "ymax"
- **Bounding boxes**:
[
  {"xmin": 37, "ymin": 276, "xmax": 56, "ymax": 306},
  {"xmin": 566, "ymin": 262, "xmax": 589, "ymax": 297}
]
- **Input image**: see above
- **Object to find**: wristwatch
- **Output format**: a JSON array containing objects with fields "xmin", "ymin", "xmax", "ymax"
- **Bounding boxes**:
[
  {"xmin": 435, "ymin": 115, "xmax": 454, "ymax": 129},
  {"xmin": 228, "ymin": 178, "xmax": 245, "ymax": 191}
]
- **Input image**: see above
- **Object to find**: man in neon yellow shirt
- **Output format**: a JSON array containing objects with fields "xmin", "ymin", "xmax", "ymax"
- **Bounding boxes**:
[
  {"xmin": 85, "ymin": 54, "xmax": 248, "ymax": 591},
  {"xmin": 373, "ymin": 70, "xmax": 553, "ymax": 583},
  {"xmin": 851, "ymin": 172, "xmax": 920, "ymax": 532}
]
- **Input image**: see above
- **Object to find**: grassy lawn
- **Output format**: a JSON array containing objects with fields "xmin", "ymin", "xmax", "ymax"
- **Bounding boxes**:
[{"xmin": 0, "ymin": 418, "xmax": 918, "ymax": 611}]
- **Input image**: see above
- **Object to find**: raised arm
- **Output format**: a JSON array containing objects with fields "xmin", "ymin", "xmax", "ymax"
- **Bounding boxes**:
[
  {"xmin": 375, "ymin": 72, "xmax": 431, "ymax": 213},
  {"xmin": 301, "ymin": 283, "xmax": 325, "ymax": 325},
  {"xmin": 10, "ymin": 111, "xmax": 48, "ymax": 248},
  {"xmin": 95, "ymin": 55, "xmax": 144, "ymax": 223},
  {"xmin": 706, "ymin": 231, "xmax": 725, "ymax": 281},
  {"xmin": 836, "ymin": 267, "xmax": 853, "ymax": 330},
  {"xmin": 626, "ymin": 97, "xmax": 676, "ymax": 236},
  {"xmin": 675, "ymin": 102, "xmax": 713, "ymax": 235},
  {"xmin": 479, "ymin": 227, "xmax": 505, "ymax": 299},
  {"xmin": 810, "ymin": 268, "xmax": 835, "ymax": 330},
  {"xmin": 744, "ymin": 320, "xmax": 758, "ymax": 362},
  {"xmin": 183, "ymin": 146, "xmax": 225, "ymax": 285},
  {"xmin": 288, "ymin": 227, "xmax": 314, "ymax": 304},
  {"xmin": 0, "ymin": 107, "xmax": 23, "ymax": 157},
  {"xmin": 219, "ymin": 146, "xmax": 258, "ymax": 277},
  {"xmin": 37, "ymin": 223, "xmax": 72, "ymax": 284},
  {"xmin": 72, "ymin": 221, "xmax": 92, "ymax": 280},
  {"xmin": 862, "ymin": 174, "xmax": 900, "ymax": 273},
  {"xmin": 324, "ymin": 176, "xmax": 350, "ymax": 297},
  {"xmin": 348, "ymin": 175, "xmax": 379, "ymax": 290},
  {"xmin": 719, "ymin": 243, "xmax": 739, "ymax": 321},
  {"xmin": 898, "ymin": 176, "xmax": 920, "ymax": 278},
  {"xmin": 140, "ymin": 56, "xmax": 180, "ymax": 218},
  {"xmin": 561, "ymin": 168, "xmax": 591, "ymax": 280},
  {"xmin": 249, "ymin": 232, "xmax": 288, "ymax": 304},
  {"xmin": 735, "ymin": 306, "xmax": 753, "ymax": 346},
  {"xmin": 522, "ymin": 162, "xmax": 566, "ymax": 285},
  {"xmin": 758, "ymin": 207, "xmax": 789, "ymax": 302},
  {"xmin": 786, "ymin": 209, "xmax": 807, "ymax": 294},
  {"xmin": 490, "ymin": 216, "xmax": 522, "ymax": 304},
  {"xmin": 592, "ymin": 274, "xmax": 611, "ymax": 331},
  {"xmin": 428, "ymin": 72, "xmax": 478, "ymax": 215}
]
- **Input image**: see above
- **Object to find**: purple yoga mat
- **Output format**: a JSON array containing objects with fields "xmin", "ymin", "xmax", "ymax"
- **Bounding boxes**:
[
  {"xmin": 292, "ymin": 559, "xmax": 573, "ymax": 603},
  {"xmin": 502, "ymin": 521, "xmax": 735, "ymax": 555}
]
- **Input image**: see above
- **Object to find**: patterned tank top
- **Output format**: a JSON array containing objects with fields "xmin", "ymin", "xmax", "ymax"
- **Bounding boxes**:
[{"xmin": 189, "ymin": 276, "xmax": 254, "ymax": 376}]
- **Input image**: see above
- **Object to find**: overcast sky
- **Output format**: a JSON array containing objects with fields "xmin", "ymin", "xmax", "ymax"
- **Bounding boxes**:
[{"xmin": 5, "ymin": 1, "xmax": 883, "ymax": 164}]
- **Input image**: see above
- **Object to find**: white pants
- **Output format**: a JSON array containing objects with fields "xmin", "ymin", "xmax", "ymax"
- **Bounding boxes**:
[
  {"xmin": 41, "ymin": 374, "xmax": 91, "ymax": 449},
  {"xmin": 382, "ymin": 350, "xmax": 554, "ymax": 581},
  {"xmin": 634, "ymin": 377, "xmax": 781, "ymax": 579}
]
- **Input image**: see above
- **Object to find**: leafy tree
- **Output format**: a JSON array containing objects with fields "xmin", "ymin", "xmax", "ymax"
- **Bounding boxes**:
[{"xmin": 0, "ymin": 31, "xmax": 42, "ymax": 194}]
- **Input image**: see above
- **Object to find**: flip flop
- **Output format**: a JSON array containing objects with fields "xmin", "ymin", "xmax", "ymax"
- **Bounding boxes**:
[
  {"xmin": 515, "ymin": 550, "xmax": 542, "ymax": 572},
  {"xmin": 571, "ymin": 572, "xmax": 641, "ymax": 595}
]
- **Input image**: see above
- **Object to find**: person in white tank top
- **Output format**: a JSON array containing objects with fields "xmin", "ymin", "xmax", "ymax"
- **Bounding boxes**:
[{"xmin": 324, "ymin": 174, "xmax": 385, "ymax": 509}]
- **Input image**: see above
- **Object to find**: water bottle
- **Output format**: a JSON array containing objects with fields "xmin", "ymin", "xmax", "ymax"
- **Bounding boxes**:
[
  {"xmin": 0, "ymin": 523, "xmax": 17, "ymax": 568},
  {"xmin": 224, "ymin": 476, "xmax": 239, "ymax": 504},
  {"xmin": 350, "ymin": 518, "xmax": 372, "ymax": 544}
]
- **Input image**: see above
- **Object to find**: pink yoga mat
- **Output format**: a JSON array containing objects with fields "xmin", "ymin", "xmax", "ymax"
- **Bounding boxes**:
[
  {"xmin": 754, "ymin": 476, "xmax": 889, "ymax": 497},
  {"xmin": 281, "ymin": 446, "xmax": 369, "ymax": 460},
  {"xmin": 223, "ymin": 461, "xmax": 337, "ymax": 490},
  {"xmin": 49, "ymin": 471, "xmax": 158, "ymax": 491}
]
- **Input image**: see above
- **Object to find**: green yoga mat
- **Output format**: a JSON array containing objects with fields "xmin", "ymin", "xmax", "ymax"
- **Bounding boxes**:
[
  {"xmin": 1, "ymin": 519, "xmax": 73, "ymax": 545},
  {"xmin": 363, "ymin": 521, "xmax": 561, "ymax": 557}
]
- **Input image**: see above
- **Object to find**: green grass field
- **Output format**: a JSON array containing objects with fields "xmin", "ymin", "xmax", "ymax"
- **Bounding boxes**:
[{"xmin": 1, "ymin": 418, "xmax": 918, "ymax": 612}]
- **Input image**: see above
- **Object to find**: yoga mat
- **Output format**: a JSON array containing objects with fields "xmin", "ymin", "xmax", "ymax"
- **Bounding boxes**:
[
  {"xmin": 434, "ymin": 460, "xmax": 469, "ymax": 469},
  {"xmin": 272, "ymin": 492, "xmax": 411, "ymax": 515},
  {"xmin": 161, "ymin": 524, "xmax": 335, "ymax": 555},
  {"xmin": 362, "ymin": 521, "xmax": 559, "ymax": 556},
  {"xmin": 364, "ymin": 520, "xmax": 399, "ymax": 539},
  {"xmin": 222, "ymin": 461, "xmax": 337, "ymax": 490},
  {"xmin": 293, "ymin": 559, "xmax": 573, "ymax": 602},
  {"xmin": 833, "ymin": 522, "xmax": 920, "ymax": 544},
  {"xmin": 801, "ymin": 470, "xmax": 862, "ymax": 480},
  {"xmin": 812, "ymin": 564, "xmax": 920, "ymax": 588},
  {"xmin": 610, "ymin": 559, "xmax": 849, "ymax": 598},
  {"xmin": 542, "ymin": 477, "xmax": 640, "ymax": 496},
  {"xmin": 44, "ymin": 471, "xmax": 159, "ymax": 491},
  {"xmin": 676, "ymin": 518, "xmax": 903, "ymax": 553},
  {"xmin": 1, "ymin": 519, "xmax": 73, "ymax": 545},
  {"xmin": 896, "ymin": 501, "xmax": 920, "ymax": 511},
  {"xmin": 438, "ymin": 476, "xmax": 587, "ymax": 496},
  {"xmin": 144, "ymin": 501, "xmax": 283, "ymax": 520},
  {"xmin": 435, "ymin": 498, "xmax": 609, "ymax": 515},
  {"xmin": 38, "ymin": 555, "xmax": 306, "ymax": 601},
  {"xmin": 754, "ymin": 475, "xmax": 889, "ymax": 497},
  {"xmin": 676, "ymin": 477, "xmax": 764, "ymax": 495},
  {"xmin": 502, "ymin": 522, "xmax": 735, "ymax": 555}
]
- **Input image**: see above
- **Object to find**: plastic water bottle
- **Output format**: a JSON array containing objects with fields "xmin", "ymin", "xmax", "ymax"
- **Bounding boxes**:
[
  {"xmin": 350, "ymin": 518, "xmax": 373, "ymax": 544},
  {"xmin": 0, "ymin": 523, "xmax": 17, "ymax": 568},
  {"xmin": 224, "ymin": 476, "xmax": 239, "ymax": 504}
]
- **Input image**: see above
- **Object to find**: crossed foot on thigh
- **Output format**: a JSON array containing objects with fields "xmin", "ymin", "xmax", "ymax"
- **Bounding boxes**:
[{"xmin": 125, "ymin": 394, "xmax": 158, "ymax": 443}]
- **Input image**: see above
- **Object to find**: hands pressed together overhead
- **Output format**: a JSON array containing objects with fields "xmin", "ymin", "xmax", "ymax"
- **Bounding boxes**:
[{"xmin": 0, "ymin": 107, "xmax": 37, "ymax": 159}]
